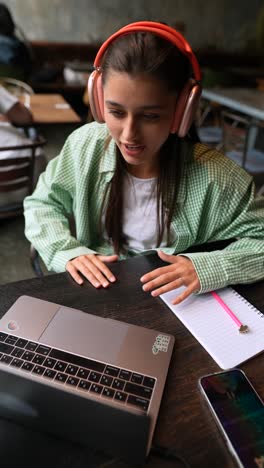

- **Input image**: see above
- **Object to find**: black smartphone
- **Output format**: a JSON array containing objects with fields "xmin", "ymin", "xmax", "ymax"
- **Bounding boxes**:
[{"xmin": 199, "ymin": 369, "xmax": 264, "ymax": 468}]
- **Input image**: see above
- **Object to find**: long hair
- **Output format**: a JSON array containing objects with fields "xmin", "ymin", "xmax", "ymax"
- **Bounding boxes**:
[{"xmin": 100, "ymin": 32, "xmax": 196, "ymax": 254}]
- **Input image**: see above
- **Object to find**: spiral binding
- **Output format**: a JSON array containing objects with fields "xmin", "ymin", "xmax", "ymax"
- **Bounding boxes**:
[{"xmin": 232, "ymin": 289, "xmax": 264, "ymax": 317}]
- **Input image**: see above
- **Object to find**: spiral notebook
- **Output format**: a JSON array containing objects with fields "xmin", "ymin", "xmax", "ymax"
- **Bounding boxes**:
[{"xmin": 160, "ymin": 287, "xmax": 264, "ymax": 369}]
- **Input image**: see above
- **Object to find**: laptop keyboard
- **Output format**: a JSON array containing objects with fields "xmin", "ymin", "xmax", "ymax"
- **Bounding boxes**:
[{"xmin": 0, "ymin": 332, "xmax": 156, "ymax": 412}]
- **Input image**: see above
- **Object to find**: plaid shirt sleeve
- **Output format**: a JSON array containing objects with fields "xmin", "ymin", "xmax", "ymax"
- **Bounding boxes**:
[
  {"xmin": 179, "ymin": 145, "xmax": 264, "ymax": 293},
  {"xmin": 24, "ymin": 123, "xmax": 110, "ymax": 271}
]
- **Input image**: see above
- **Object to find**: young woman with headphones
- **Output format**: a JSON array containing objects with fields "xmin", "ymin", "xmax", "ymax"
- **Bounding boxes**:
[{"xmin": 24, "ymin": 21, "xmax": 264, "ymax": 305}]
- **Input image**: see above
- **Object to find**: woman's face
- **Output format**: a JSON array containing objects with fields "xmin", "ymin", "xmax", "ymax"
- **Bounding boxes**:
[{"xmin": 103, "ymin": 71, "xmax": 177, "ymax": 178}]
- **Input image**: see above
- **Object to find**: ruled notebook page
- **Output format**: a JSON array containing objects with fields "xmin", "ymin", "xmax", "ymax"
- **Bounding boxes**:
[{"xmin": 160, "ymin": 287, "xmax": 264, "ymax": 369}]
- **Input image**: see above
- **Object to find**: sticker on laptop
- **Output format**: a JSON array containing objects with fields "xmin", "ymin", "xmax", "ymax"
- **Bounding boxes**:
[
  {"xmin": 152, "ymin": 334, "xmax": 170, "ymax": 355},
  {"xmin": 7, "ymin": 320, "xmax": 19, "ymax": 331}
]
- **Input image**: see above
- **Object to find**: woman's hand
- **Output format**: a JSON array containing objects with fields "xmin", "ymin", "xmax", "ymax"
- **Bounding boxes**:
[
  {"xmin": 66, "ymin": 254, "xmax": 118, "ymax": 287},
  {"xmin": 140, "ymin": 250, "xmax": 200, "ymax": 304}
]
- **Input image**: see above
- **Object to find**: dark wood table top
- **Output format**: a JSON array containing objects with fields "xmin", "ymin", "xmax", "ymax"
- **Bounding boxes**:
[{"xmin": 0, "ymin": 253, "xmax": 263, "ymax": 468}]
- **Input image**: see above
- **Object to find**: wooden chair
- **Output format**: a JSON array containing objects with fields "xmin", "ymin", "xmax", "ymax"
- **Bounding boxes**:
[{"xmin": 0, "ymin": 136, "xmax": 46, "ymax": 219}]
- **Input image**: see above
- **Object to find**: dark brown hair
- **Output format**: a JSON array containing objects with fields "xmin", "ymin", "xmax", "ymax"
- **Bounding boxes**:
[{"xmin": 100, "ymin": 31, "xmax": 196, "ymax": 254}]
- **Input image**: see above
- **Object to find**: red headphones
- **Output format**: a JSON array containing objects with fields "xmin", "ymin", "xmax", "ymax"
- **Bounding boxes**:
[{"xmin": 88, "ymin": 21, "xmax": 202, "ymax": 137}]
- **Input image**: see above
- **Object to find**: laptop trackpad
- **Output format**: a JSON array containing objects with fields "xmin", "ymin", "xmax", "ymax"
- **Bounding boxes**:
[{"xmin": 39, "ymin": 306, "xmax": 129, "ymax": 364}]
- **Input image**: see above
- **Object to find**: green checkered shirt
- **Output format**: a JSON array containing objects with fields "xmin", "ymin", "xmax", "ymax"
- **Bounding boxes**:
[{"xmin": 24, "ymin": 122, "xmax": 264, "ymax": 293}]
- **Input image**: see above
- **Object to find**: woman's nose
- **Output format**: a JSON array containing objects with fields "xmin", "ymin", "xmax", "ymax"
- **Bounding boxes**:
[{"xmin": 122, "ymin": 116, "xmax": 138, "ymax": 141}]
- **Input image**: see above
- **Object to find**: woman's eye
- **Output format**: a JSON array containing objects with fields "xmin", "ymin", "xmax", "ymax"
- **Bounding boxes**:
[
  {"xmin": 108, "ymin": 109, "xmax": 124, "ymax": 118},
  {"xmin": 143, "ymin": 114, "xmax": 159, "ymax": 121}
]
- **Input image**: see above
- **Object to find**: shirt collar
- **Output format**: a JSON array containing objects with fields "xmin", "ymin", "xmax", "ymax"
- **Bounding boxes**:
[
  {"xmin": 176, "ymin": 139, "xmax": 194, "ymax": 204},
  {"xmin": 99, "ymin": 134, "xmax": 117, "ymax": 175}
]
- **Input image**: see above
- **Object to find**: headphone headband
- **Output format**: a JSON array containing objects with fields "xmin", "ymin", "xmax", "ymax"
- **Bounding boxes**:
[{"xmin": 93, "ymin": 21, "xmax": 201, "ymax": 81}]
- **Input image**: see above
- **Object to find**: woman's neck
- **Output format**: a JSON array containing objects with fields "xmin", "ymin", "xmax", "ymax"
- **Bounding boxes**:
[{"xmin": 126, "ymin": 163, "xmax": 159, "ymax": 179}]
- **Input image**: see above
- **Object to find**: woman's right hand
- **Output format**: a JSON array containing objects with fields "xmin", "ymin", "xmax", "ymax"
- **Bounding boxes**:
[{"xmin": 66, "ymin": 254, "xmax": 118, "ymax": 288}]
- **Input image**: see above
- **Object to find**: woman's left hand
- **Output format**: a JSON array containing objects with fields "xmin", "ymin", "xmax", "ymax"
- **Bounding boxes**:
[{"xmin": 140, "ymin": 250, "xmax": 200, "ymax": 305}]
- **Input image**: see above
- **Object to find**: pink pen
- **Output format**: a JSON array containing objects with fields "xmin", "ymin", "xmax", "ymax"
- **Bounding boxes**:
[{"xmin": 211, "ymin": 291, "xmax": 249, "ymax": 333}]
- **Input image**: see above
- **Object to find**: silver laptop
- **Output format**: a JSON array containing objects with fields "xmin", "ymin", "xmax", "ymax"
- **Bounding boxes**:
[{"xmin": 0, "ymin": 295, "xmax": 174, "ymax": 465}]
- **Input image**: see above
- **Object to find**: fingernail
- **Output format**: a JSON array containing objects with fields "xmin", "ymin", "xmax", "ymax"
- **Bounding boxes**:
[
  {"xmin": 95, "ymin": 282, "xmax": 100, "ymax": 288},
  {"xmin": 78, "ymin": 279, "xmax": 83, "ymax": 285},
  {"xmin": 172, "ymin": 299, "xmax": 180, "ymax": 305},
  {"xmin": 142, "ymin": 285, "xmax": 147, "ymax": 291},
  {"xmin": 151, "ymin": 291, "xmax": 158, "ymax": 297},
  {"xmin": 102, "ymin": 282, "xmax": 109, "ymax": 288},
  {"xmin": 109, "ymin": 276, "xmax": 116, "ymax": 282}
]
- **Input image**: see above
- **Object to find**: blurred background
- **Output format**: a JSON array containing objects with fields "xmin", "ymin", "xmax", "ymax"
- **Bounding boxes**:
[
  {"xmin": 0, "ymin": 0, "xmax": 263, "ymax": 284},
  {"xmin": 3, "ymin": 0, "xmax": 263, "ymax": 49}
]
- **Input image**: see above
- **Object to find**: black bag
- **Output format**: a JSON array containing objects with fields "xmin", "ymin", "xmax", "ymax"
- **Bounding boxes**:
[{"xmin": 0, "ymin": 34, "xmax": 32, "ymax": 78}]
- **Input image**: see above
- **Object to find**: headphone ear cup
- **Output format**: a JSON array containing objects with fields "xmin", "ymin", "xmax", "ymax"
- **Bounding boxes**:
[
  {"xmin": 87, "ymin": 71, "xmax": 105, "ymax": 123},
  {"xmin": 170, "ymin": 79, "xmax": 201, "ymax": 137}
]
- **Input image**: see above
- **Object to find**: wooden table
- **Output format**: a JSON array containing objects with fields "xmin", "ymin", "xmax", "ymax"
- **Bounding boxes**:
[
  {"xmin": 20, "ymin": 93, "xmax": 81, "ymax": 124},
  {"xmin": 0, "ymin": 254, "xmax": 263, "ymax": 468}
]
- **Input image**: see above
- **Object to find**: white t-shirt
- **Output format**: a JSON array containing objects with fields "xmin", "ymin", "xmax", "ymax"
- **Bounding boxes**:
[{"xmin": 122, "ymin": 172, "xmax": 176, "ymax": 252}]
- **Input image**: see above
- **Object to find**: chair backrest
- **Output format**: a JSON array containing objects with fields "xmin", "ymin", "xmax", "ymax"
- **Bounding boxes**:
[
  {"xmin": 0, "ymin": 136, "xmax": 46, "ymax": 219},
  {"xmin": 220, "ymin": 109, "xmax": 252, "ymax": 164},
  {"xmin": 0, "ymin": 77, "xmax": 34, "ymax": 96},
  {"xmin": 196, "ymin": 98, "xmax": 223, "ymax": 149},
  {"xmin": 221, "ymin": 109, "xmax": 250, "ymax": 144},
  {"xmin": 220, "ymin": 109, "xmax": 264, "ymax": 187},
  {"xmin": 196, "ymin": 98, "xmax": 222, "ymax": 128}
]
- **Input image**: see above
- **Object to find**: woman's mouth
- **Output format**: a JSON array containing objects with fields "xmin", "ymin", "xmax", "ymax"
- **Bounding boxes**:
[{"xmin": 122, "ymin": 143, "xmax": 145, "ymax": 157}]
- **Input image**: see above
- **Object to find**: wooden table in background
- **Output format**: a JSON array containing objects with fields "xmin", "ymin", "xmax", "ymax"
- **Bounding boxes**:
[{"xmin": 20, "ymin": 93, "xmax": 81, "ymax": 125}]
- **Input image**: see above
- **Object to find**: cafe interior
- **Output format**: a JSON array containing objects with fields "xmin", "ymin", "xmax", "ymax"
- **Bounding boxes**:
[
  {"xmin": 0, "ymin": 2, "xmax": 264, "ymax": 468},
  {"xmin": 0, "ymin": 0, "xmax": 263, "ymax": 284}
]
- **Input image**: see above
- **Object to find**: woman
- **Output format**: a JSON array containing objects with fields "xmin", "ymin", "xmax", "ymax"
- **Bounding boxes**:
[{"xmin": 24, "ymin": 22, "xmax": 264, "ymax": 305}]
